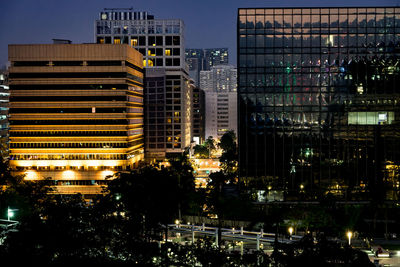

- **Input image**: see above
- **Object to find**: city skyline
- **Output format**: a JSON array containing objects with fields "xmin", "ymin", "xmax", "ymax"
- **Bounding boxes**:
[{"xmin": 1, "ymin": 0, "xmax": 398, "ymax": 68}]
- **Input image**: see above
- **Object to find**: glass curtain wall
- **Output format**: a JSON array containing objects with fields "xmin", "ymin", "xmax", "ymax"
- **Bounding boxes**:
[{"xmin": 238, "ymin": 7, "xmax": 400, "ymax": 200}]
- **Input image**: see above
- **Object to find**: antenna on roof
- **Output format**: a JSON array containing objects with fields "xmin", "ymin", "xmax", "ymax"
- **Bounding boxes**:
[{"xmin": 103, "ymin": 7, "xmax": 133, "ymax": 11}]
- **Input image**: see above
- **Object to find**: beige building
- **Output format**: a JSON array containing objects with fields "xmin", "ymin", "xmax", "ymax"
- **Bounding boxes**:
[{"xmin": 8, "ymin": 43, "xmax": 144, "ymax": 197}]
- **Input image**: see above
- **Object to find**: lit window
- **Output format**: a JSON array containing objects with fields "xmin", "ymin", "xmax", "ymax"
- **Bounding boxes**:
[
  {"xmin": 131, "ymin": 39, "xmax": 138, "ymax": 46},
  {"xmin": 165, "ymin": 49, "xmax": 171, "ymax": 56},
  {"xmin": 114, "ymin": 38, "xmax": 121, "ymax": 44},
  {"xmin": 143, "ymin": 60, "xmax": 147, "ymax": 67},
  {"xmin": 147, "ymin": 59, "xmax": 154, "ymax": 67}
]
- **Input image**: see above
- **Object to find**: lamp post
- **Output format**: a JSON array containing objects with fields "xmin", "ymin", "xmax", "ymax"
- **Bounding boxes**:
[
  {"xmin": 347, "ymin": 231, "xmax": 353, "ymax": 246},
  {"xmin": 288, "ymin": 226, "xmax": 294, "ymax": 240},
  {"xmin": 7, "ymin": 206, "xmax": 18, "ymax": 221}
]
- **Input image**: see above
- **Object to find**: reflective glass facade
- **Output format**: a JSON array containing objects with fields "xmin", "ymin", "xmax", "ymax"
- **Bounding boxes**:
[{"xmin": 238, "ymin": 7, "xmax": 400, "ymax": 200}]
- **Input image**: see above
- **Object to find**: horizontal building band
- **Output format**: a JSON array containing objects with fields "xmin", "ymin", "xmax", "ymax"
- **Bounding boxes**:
[
  {"xmin": 11, "ymin": 90, "xmax": 128, "ymax": 96},
  {"xmin": 10, "ymin": 119, "xmax": 129, "ymax": 125},
  {"xmin": 10, "ymin": 83, "xmax": 140, "ymax": 90},
  {"xmin": 11, "ymin": 114, "xmax": 142, "ymax": 119},
  {"xmin": 10, "ymin": 108, "xmax": 129, "ymax": 113},
  {"xmin": 10, "ymin": 95, "xmax": 141, "ymax": 102},
  {"xmin": 9, "ymin": 154, "xmax": 128, "ymax": 160},
  {"xmin": 9, "ymin": 130, "xmax": 140, "ymax": 136},
  {"xmin": 13, "ymin": 60, "xmax": 143, "ymax": 72},
  {"xmin": 9, "ymin": 72, "xmax": 143, "ymax": 82},
  {"xmin": 10, "ymin": 139, "xmax": 143, "ymax": 148}
]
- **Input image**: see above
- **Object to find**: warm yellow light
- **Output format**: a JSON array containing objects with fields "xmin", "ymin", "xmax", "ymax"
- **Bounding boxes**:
[
  {"xmin": 53, "ymin": 161, "xmax": 67, "ymax": 167},
  {"xmin": 347, "ymin": 231, "xmax": 352, "ymax": 239},
  {"xmin": 347, "ymin": 231, "xmax": 352, "ymax": 245},
  {"xmin": 175, "ymin": 219, "xmax": 180, "ymax": 225},
  {"xmin": 288, "ymin": 227, "xmax": 294, "ymax": 235},
  {"xmin": 62, "ymin": 170, "xmax": 76, "ymax": 179},
  {"xmin": 24, "ymin": 170, "xmax": 38, "ymax": 180},
  {"xmin": 102, "ymin": 170, "xmax": 114, "ymax": 178},
  {"xmin": 70, "ymin": 161, "xmax": 82, "ymax": 167},
  {"xmin": 300, "ymin": 184, "xmax": 304, "ymax": 189},
  {"xmin": 36, "ymin": 161, "xmax": 50, "ymax": 167},
  {"xmin": 87, "ymin": 160, "xmax": 100, "ymax": 167}
]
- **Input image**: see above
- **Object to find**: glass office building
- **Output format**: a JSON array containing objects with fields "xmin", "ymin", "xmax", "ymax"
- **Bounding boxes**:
[{"xmin": 237, "ymin": 7, "xmax": 400, "ymax": 200}]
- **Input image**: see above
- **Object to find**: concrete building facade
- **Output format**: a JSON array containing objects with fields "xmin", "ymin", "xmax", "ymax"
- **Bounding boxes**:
[
  {"xmin": 8, "ymin": 44, "xmax": 144, "ymax": 196},
  {"xmin": 200, "ymin": 65, "xmax": 237, "ymax": 140},
  {"xmin": 95, "ymin": 8, "xmax": 192, "ymax": 161}
]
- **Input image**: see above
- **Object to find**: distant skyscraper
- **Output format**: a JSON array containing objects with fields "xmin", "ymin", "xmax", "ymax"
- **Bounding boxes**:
[
  {"xmin": 204, "ymin": 48, "xmax": 229, "ymax": 70},
  {"xmin": 8, "ymin": 44, "xmax": 144, "ymax": 196},
  {"xmin": 95, "ymin": 8, "xmax": 192, "ymax": 160},
  {"xmin": 191, "ymin": 82, "xmax": 205, "ymax": 144},
  {"xmin": 185, "ymin": 48, "xmax": 229, "ymax": 86},
  {"xmin": 200, "ymin": 65, "xmax": 237, "ymax": 139},
  {"xmin": 238, "ymin": 7, "xmax": 400, "ymax": 200}
]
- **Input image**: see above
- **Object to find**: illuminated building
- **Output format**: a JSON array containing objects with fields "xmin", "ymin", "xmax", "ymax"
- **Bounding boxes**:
[
  {"xmin": 95, "ymin": 8, "xmax": 192, "ymax": 161},
  {"xmin": 238, "ymin": 7, "xmax": 400, "ymax": 200},
  {"xmin": 0, "ymin": 70, "xmax": 8, "ymax": 140},
  {"xmin": 185, "ymin": 48, "xmax": 229, "ymax": 86},
  {"xmin": 0, "ymin": 69, "xmax": 9, "ymax": 158},
  {"xmin": 191, "ymin": 81, "xmax": 205, "ymax": 145},
  {"xmin": 200, "ymin": 65, "xmax": 237, "ymax": 140},
  {"xmin": 95, "ymin": 8, "xmax": 184, "ymax": 69},
  {"xmin": 8, "ymin": 43, "xmax": 144, "ymax": 197}
]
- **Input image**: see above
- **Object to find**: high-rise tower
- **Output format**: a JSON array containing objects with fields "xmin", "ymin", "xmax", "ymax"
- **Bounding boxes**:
[
  {"xmin": 95, "ymin": 8, "xmax": 192, "ymax": 160},
  {"xmin": 238, "ymin": 7, "xmax": 400, "ymax": 200}
]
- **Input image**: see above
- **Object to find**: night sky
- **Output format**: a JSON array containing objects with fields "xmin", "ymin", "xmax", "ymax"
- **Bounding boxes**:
[{"xmin": 1, "ymin": 0, "xmax": 398, "ymax": 68}]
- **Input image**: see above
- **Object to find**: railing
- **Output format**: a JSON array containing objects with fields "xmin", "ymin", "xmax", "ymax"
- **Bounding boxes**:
[{"xmin": 168, "ymin": 223, "xmax": 302, "ymax": 250}]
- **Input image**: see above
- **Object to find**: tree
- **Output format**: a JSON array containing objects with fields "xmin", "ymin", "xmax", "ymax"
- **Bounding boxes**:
[
  {"xmin": 218, "ymin": 131, "xmax": 238, "ymax": 177},
  {"xmin": 204, "ymin": 136, "xmax": 216, "ymax": 158},
  {"xmin": 193, "ymin": 144, "xmax": 209, "ymax": 158}
]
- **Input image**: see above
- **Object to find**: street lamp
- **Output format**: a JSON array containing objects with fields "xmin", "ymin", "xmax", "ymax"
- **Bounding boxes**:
[
  {"xmin": 7, "ymin": 207, "xmax": 18, "ymax": 221},
  {"xmin": 347, "ymin": 231, "xmax": 353, "ymax": 246},
  {"xmin": 288, "ymin": 227, "xmax": 294, "ymax": 240}
]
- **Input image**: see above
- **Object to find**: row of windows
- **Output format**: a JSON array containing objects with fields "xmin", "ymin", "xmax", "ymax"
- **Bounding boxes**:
[
  {"xmin": 144, "ymin": 58, "xmax": 181, "ymax": 67},
  {"xmin": 239, "ymin": 8, "xmax": 400, "ymax": 15},
  {"xmin": 96, "ymin": 24, "xmax": 181, "ymax": 35},
  {"xmin": 10, "ymin": 119, "xmax": 129, "ymax": 125},
  {"xmin": 9, "ymin": 72, "xmax": 143, "ymax": 84},
  {"xmin": 10, "ymin": 130, "xmax": 129, "ymax": 137},
  {"xmin": 13, "ymin": 165, "xmax": 123, "ymax": 173},
  {"xmin": 146, "ymin": 125, "xmax": 181, "ymax": 133},
  {"xmin": 148, "ymin": 136, "xmax": 181, "ymax": 142},
  {"xmin": 10, "ymin": 154, "xmax": 128, "ymax": 160},
  {"xmin": 10, "ymin": 108, "xmax": 129, "ymax": 113},
  {"xmin": 146, "ymin": 48, "xmax": 181, "ymax": 56},
  {"xmin": 239, "ymin": 15, "xmax": 400, "ymax": 29},
  {"xmin": 239, "ymin": 35, "xmax": 400, "ymax": 48},
  {"xmin": 10, "ymin": 96, "xmax": 127, "ymax": 102},
  {"xmin": 147, "ymin": 143, "xmax": 181, "ymax": 149},
  {"xmin": 13, "ymin": 61, "xmax": 142, "ymax": 71},
  {"xmin": 10, "ymin": 142, "xmax": 131, "ymax": 148},
  {"xmin": 96, "ymin": 35, "xmax": 181, "ymax": 46},
  {"xmin": 9, "ymin": 84, "xmax": 140, "ymax": 91},
  {"xmin": 54, "ymin": 180, "xmax": 109, "ymax": 186}
]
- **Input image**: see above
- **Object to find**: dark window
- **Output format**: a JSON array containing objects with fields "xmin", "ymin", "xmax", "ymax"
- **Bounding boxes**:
[
  {"xmin": 173, "ymin": 36, "xmax": 180, "ymax": 45},
  {"xmin": 165, "ymin": 36, "xmax": 172, "ymax": 45}
]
